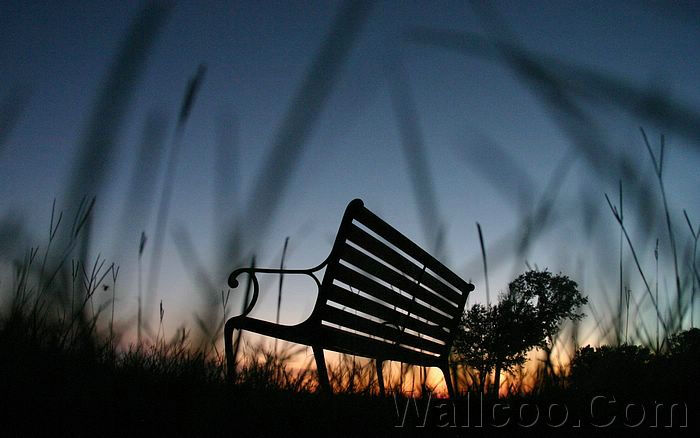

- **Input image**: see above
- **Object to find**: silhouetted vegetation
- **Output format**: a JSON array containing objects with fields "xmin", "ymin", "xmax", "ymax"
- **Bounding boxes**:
[
  {"xmin": 452, "ymin": 270, "xmax": 587, "ymax": 395},
  {"xmin": 570, "ymin": 329, "xmax": 700, "ymax": 411}
]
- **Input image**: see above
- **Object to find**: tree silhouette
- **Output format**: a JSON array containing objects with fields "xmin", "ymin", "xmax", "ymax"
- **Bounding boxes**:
[{"xmin": 453, "ymin": 270, "xmax": 587, "ymax": 395}]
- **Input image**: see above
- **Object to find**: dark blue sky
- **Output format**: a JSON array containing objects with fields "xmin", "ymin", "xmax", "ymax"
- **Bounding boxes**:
[{"xmin": 1, "ymin": 1, "xmax": 698, "ymax": 342}]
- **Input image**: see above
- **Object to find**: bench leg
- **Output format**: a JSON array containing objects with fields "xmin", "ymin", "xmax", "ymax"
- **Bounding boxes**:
[
  {"xmin": 313, "ymin": 346, "xmax": 331, "ymax": 394},
  {"xmin": 224, "ymin": 320, "xmax": 236, "ymax": 382},
  {"xmin": 376, "ymin": 359, "xmax": 385, "ymax": 397},
  {"xmin": 441, "ymin": 363, "xmax": 455, "ymax": 399}
]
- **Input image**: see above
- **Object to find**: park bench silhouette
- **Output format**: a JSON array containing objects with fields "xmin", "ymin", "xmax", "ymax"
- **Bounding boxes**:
[{"xmin": 224, "ymin": 199, "xmax": 474, "ymax": 396}]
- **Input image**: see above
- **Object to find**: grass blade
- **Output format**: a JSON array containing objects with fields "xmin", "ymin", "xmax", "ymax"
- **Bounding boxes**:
[
  {"xmin": 386, "ymin": 53, "xmax": 444, "ymax": 257},
  {"xmin": 228, "ymin": 0, "xmax": 375, "ymax": 266}
]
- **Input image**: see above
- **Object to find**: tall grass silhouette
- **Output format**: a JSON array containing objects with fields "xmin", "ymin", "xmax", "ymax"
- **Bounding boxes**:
[
  {"xmin": 386, "ymin": 53, "xmax": 445, "ymax": 258},
  {"xmin": 221, "ymin": 0, "xmax": 375, "ymax": 267},
  {"xmin": 145, "ymin": 64, "xmax": 206, "ymax": 339},
  {"xmin": 111, "ymin": 112, "xmax": 168, "ymax": 264},
  {"xmin": 60, "ymin": 3, "xmax": 173, "ymax": 286}
]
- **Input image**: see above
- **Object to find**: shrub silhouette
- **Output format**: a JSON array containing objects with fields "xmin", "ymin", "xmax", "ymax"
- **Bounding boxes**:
[
  {"xmin": 453, "ymin": 269, "xmax": 587, "ymax": 395},
  {"xmin": 665, "ymin": 328, "xmax": 700, "ymax": 400},
  {"xmin": 570, "ymin": 344, "xmax": 656, "ymax": 399},
  {"xmin": 570, "ymin": 328, "xmax": 700, "ymax": 402}
]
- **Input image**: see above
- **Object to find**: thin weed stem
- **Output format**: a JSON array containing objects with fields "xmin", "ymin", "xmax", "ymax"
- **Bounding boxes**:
[
  {"xmin": 605, "ymin": 193, "xmax": 668, "ymax": 337},
  {"xmin": 641, "ymin": 128, "xmax": 682, "ymax": 330}
]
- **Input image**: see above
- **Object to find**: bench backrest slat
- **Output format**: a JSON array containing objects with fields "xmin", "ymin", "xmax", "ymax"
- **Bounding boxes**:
[
  {"xmin": 325, "ymin": 284, "xmax": 451, "ymax": 343},
  {"xmin": 346, "ymin": 223, "xmax": 463, "ymax": 305},
  {"xmin": 320, "ymin": 324, "xmax": 440, "ymax": 365},
  {"xmin": 351, "ymin": 204, "xmax": 473, "ymax": 295},
  {"xmin": 322, "ymin": 305, "xmax": 446, "ymax": 355},
  {"xmin": 315, "ymin": 200, "xmax": 472, "ymax": 362},
  {"xmin": 339, "ymin": 244, "xmax": 458, "ymax": 315},
  {"xmin": 332, "ymin": 264, "xmax": 453, "ymax": 328}
]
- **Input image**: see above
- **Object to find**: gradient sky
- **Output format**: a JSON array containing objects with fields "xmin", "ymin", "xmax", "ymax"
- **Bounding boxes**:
[{"xmin": 1, "ymin": 0, "xmax": 699, "ymax": 346}]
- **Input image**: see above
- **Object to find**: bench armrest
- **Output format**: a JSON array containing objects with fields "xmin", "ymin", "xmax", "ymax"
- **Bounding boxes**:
[{"xmin": 227, "ymin": 266, "xmax": 323, "ymax": 318}]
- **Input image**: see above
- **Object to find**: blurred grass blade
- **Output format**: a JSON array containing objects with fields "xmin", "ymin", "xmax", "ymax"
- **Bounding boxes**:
[
  {"xmin": 213, "ymin": 111, "xmax": 239, "ymax": 259},
  {"xmin": 460, "ymin": 148, "xmax": 576, "ymax": 278},
  {"xmin": 146, "ymin": 64, "xmax": 207, "ymax": 320},
  {"xmin": 0, "ymin": 213, "xmax": 25, "ymax": 260},
  {"xmin": 456, "ymin": 131, "xmax": 535, "ymax": 212},
  {"xmin": 408, "ymin": 26, "xmax": 700, "ymax": 146},
  {"xmin": 0, "ymin": 84, "xmax": 30, "ymax": 156},
  {"xmin": 408, "ymin": 19, "xmax": 662, "ymax": 257},
  {"xmin": 172, "ymin": 225, "xmax": 218, "ymax": 295},
  {"xmin": 64, "ymin": 1, "xmax": 172, "ymax": 214},
  {"xmin": 476, "ymin": 222, "xmax": 490, "ymax": 306},
  {"xmin": 56, "ymin": 2, "xmax": 172, "ymax": 298},
  {"xmin": 410, "ymin": 26, "xmax": 613, "ymax": 177},
  {"xmin": 228, "ymin": 0, "xmax": 375, "ymax": 265},
  {"xmin": 386, "ymin": 53, "xmax": 445, "ymax": 257},
  {"xmin": 177, "ymin": 64, "xmax": 207, "ymax": 130},
  {"xmin": 275, "ymin": 237, "xmax": 290, "ymax": 326},
  {"xmin": 113, "ymin": 111, "xmax": 168, "ymax": 260}
]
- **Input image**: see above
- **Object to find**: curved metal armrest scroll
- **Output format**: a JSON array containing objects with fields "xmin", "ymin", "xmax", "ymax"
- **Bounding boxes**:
[{"xmin": 227, "ymin": 266, "xmax": 323, "ymax": 318}]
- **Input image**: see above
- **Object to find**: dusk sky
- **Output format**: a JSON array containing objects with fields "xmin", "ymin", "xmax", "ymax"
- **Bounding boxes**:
[{"xmin": 1, "ymin": 0, "xmax": 698, "ymax": 346}]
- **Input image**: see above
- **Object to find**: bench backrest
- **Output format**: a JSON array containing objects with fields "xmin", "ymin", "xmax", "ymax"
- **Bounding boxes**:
[{"xmin": 311, "ymin": 199, "xmax": 474, "ymax": 364}]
